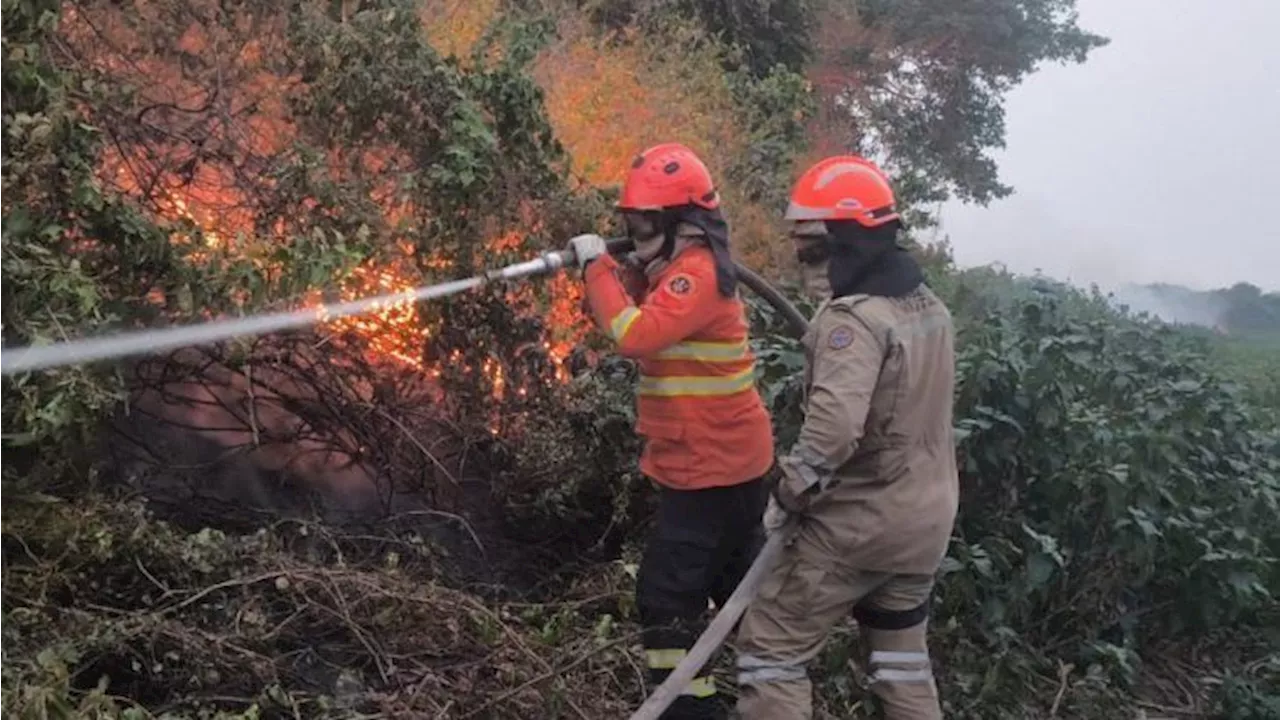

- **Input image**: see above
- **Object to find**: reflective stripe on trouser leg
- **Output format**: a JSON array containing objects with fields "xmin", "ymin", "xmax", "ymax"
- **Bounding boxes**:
[
  {"xmin": 868, "ymin": 649, "xmax": 934, "ymax": 685},
  {"xmin": 736, "ymin": 653, "xmax": 808, "ymax": 685},
  {"xmin": 857, "ymin": 584, "xmax": 941, "ymax": 720},
  {"xmin": 733, "ymin": 545, "xmax": 892, "ymax": 719},
  {"xmin": 735, "ymin": 651, "xmax": 814, "ymax": 720},
  {"xmin": 865, "ymin": 627, "xmax": 940, "ymax": 720},
  {"xmin": 647, "ymin": 648, "xmax": 718, "ymax": 699}
]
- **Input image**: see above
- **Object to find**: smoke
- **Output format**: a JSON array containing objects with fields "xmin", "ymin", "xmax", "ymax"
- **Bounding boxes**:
[
  {"xmin": 1107, "ymin": 283, "xmax": 1228, "ymax": 328},
  {"xmin": 107, "ymin": 338, "xmax": 461, "ymax": 529}
]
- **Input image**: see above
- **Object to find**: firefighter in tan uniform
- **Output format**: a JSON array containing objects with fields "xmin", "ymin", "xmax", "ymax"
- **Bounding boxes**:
[{"xmin": 734, "ymin": 156, "xmax": 959, "ymax": 720}]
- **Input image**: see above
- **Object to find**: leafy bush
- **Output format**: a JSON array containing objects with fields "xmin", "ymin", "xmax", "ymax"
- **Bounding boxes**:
[
  {"xmin": 1212, "ymin": 666, "xmax": 1280, "ymax": 720},
  {"xmin": 742, "ymin": 268, "xmax": 1280, "ymax": 717},
  {"xmin": 1212, "ymin": 333, "xmax": 1280, "ymax": 414},
  {"xmin": 948, "ymin": 276, "xmax": 1278, "ymax": 638}
]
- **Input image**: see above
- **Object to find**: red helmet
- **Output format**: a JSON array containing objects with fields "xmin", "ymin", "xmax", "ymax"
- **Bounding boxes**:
[
  {"xmin": 784, "ymin": 155, "xmax": 900, "ymax": 228},
  {"xmin": 617, "ymin": 143, "xmax": 720, "ymax": 211}
]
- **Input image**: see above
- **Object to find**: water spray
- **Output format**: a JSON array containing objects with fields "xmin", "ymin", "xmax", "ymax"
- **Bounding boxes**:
[{"xmin": 0, "ymin": 246, "xmax": 586, "ymax": 376}]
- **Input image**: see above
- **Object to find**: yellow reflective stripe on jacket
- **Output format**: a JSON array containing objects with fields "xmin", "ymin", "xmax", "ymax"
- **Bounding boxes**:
[
  {"xmin": 653, "ymin": 339, "xmax": 749, "ymax": 362},
  {"xmin": 610, "ymin": 306, "xmax": 641, "ymax": 341},
  {"xmin": 646, "ymin": 648, "xmax": 687, "ymax": 669},
  {"xmin": 683, "ymin": 676, "xmax": 716, "ymax": 698},
  {"xmin": 637, "ymin": 366, "xmax": 757, "ymax": 397}
]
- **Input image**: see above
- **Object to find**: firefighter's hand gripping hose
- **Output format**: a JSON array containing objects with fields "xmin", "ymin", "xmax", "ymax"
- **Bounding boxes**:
[{"xmin": 0, "ymin": 234, "xmax": 812, "ymax": 720}]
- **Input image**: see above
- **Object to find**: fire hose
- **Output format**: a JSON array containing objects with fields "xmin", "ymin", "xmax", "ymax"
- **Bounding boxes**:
[{"xmin": 0, "ymin": 237, "xmax": 810, "ymax": 720}]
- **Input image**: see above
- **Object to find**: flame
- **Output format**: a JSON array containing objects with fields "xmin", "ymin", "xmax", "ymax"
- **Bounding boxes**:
[
  {"xmin": 532, "ymin": 19, "xmax": 739, "ymax": 187},
  {"xmin": 303, "ymin": 255, "xmax": 431, "ymax": 371},
  {"xmin": 65, "ymin": 0, "xmax": 591, "ymax": 400}
]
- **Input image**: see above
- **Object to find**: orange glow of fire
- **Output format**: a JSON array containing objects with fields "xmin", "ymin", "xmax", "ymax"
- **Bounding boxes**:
[
  {"xmin": 69, "ymin": 1, "xmax": 594, "ymax": 400},
  {"xmin": 306, "ymin": 257, "xmax": 431, "ymax": 371}
]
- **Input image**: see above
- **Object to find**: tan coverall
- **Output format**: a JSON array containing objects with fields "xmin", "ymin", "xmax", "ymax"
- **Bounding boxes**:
[{"xmin": 735, "ymin": 285, "xmax": 960, "ymax": 719}]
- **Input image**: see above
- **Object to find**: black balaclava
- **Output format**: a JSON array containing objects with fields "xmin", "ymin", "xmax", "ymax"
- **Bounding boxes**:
[
  {"xmin": 629, "ymin": 205, "xmax": 738, "ymax": 298},
  {"xmin": 825, "ymin": 220, "xmax": 924, "ymax": 298}
]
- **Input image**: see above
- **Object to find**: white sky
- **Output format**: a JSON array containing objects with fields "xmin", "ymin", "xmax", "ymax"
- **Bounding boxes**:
[{"xmin": 937, "ymin": 0, "xmax": 1280, "ymax": 292}]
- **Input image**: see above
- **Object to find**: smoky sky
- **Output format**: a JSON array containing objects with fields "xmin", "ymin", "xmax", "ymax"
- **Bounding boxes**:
[{"xmin": 938, "ymin": 0, "xmax": 1280, "ymax": 292}]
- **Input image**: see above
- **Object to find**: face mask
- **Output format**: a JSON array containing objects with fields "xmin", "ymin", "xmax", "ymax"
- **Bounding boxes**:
[
  {"xmin": 800, "ymin": 260, "xmax": 832, "ymax": 299},
  {"xmin": 792, "ymin": 232, "xmax": 832, "ymax": 300},
  {"xmin": 623, "ymin": 212, "xmax": 665, "ymax": 263}
]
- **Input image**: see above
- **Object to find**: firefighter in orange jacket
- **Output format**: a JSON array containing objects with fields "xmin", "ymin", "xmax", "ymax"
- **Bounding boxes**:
[{"xmin": 567, "ymin": 143, "xmax": 775, "ymax": 719}]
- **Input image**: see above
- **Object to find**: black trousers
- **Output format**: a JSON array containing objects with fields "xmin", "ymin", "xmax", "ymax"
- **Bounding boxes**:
[{"xmin": 636, "ymin": 477, "xmax": 767, "ymax": 720}]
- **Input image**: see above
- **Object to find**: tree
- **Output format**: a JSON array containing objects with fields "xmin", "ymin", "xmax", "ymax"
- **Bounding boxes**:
[
  {"xmin": 806, "ymin": 0, "xmax": 1108, "ymax": 217},
  {"xmin": 586, "ymin": 0, "xmax": 817, "ymax": 77},
  {"xmin": 585, "ymin": 0, "xmax": 1107, "ymax": 220}
]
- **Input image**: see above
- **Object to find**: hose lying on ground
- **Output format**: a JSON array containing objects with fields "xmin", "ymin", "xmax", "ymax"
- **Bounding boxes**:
[{"xmin": 627, "ymin": 259, "xmax": 808, "ymax": 720}]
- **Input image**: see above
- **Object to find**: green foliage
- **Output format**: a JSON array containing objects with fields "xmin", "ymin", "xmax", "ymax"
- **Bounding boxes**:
[
  {"xmin": 586, "ymin": 0, "xmax": 815, "ymax": 77},
  {"xmin": 289, "ymin": 1, "xmax": 589, "ymax": 267},
  {"xmin": 0, "ymin": 0, "xmax": 373, "ymax": 486},
  {"xmin": 745, "ymin": 287, "xmax": 814, "ymax": 449},
  {"xmin": 1212, "ymin": 664, "xmax": 1280, "ymax": 720},
  {"xmin": 946, "ymin": 276, "xmax": 1278, "ymax": 642},
  {"xmin": 2, "ymin": 0, "xmax": 168, "ymax": 477},
  {"xmin": 489, "ymin": 357, "xmax": 650, "ymax": 540},
  {"xmin": 726, "ymin": 63, "xmax": 816, "ymax": 211},
  {"xmin": 1108, "ymin": 282, "xmax": 1280, "ymax": 415},
  {"xmin": 1212, "ymin": 333, "xmax": 1280, "ymax": 413},
  {"xmin": 584, "ymin": 0, "xmax": 1108, "ymax": 220},
  {"xmin": 741, "ymin": 268, "xmax": 1280, "ymax": 717},
  {"xmin": 600, "ymin": 0, "xmax": 1107, "ymax": 212}
]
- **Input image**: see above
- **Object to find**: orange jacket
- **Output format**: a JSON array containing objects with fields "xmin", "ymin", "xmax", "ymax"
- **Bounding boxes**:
[{"xmin": 584, "ymin": 246, "xmax": 775, "ymax": 490}]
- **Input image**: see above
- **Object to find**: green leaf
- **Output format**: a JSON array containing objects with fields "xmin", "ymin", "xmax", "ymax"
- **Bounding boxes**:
[
  {"xmin": 1026, "ymin": 553, "xmax": 1055, "ymax": 590},
  {"xmin": 5, "ymin": 206, "xmax": 34, "ymax": 237}
]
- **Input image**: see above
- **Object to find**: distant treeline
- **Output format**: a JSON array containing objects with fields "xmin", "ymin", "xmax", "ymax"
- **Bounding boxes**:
[{"xmin": 1115, "ymin": 282, "xmax": 1280, "ymax": 335}]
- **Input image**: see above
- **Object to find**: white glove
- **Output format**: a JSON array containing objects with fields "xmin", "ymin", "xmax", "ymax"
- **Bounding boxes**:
[
  {"xmin": 763, "ymin": 492, "xmax": 789, "ymax": 535},
  {"xmin": 567, "ymin": 233, "xmax": 607, "ymax": 269}
]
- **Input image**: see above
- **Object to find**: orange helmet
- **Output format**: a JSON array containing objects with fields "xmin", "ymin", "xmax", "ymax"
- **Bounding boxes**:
[
  {"xmin": 617, "ymin": 143, "xmax": 720, "ymax": 211},
  {"xmin": 784, "ymin": 155, "xmax": 900, "ymax": 228}
]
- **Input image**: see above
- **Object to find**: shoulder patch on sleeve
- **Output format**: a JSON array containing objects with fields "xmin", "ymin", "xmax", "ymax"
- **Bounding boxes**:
[
  {"xmin": 827, "ymin": 325, "xmax": 856, "ymax": 350},
  {"xmin": 665, "ymin": 273, "xmax": 696, "ymax": 297}
]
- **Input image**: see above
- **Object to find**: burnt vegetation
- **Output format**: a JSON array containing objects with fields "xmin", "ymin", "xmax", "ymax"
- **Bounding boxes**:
[{"xmin": 3, "ymin": 1, "xmax": 1278, "ymax": 719}]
